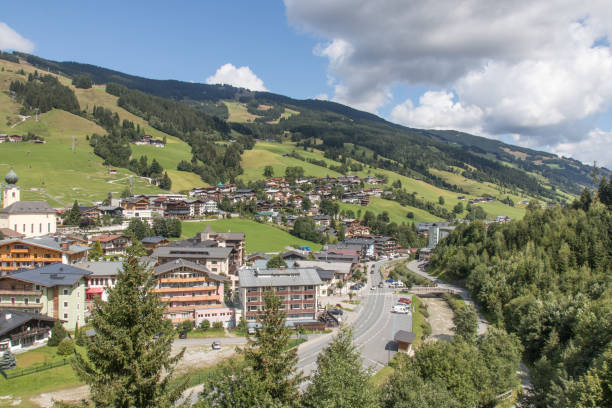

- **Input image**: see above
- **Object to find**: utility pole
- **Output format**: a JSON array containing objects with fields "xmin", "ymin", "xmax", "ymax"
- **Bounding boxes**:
[
  {"xmin": 35, "ymin": 108, "xmax": 39, "ymax": 122},
  {"xmin": 72, "ymin": 135, "xmax": 76, "ymax": 152}
]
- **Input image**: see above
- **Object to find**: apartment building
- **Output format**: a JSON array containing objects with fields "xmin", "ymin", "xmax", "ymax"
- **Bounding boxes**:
[
  {"xmin": 0, "ymin": 263, "xmax": 90, "ymax": 328},
  {"xmin": 238, "ymin": 268, "xmax": 322, "ymax": 324},
  {"xmin": 0, "ymin": 236, "xmax": 89, "ymax": 276},
  {"xmin": 152, "ymin": 259, "xmax": 233, "ymax": 327}
]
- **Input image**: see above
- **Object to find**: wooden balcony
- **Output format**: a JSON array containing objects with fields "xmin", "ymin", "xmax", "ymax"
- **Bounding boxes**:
[
  {"xmin": 10, "ymin": 327, "xmax": 49, "ymax": 342},
  {"xmin": 158, "ymin": 277, "xmax": 212, "ymax": 284},
  {"xmin": 161, "ymin": 295, "xmax": 221, "ymax": 302},
  {"xmin": 152, "ymin": 286, "xmax": 218, "ymax": 293},
  {"xmin": 0, "ymin": 302, "xmax": 42, "ymax": 308},
  {"xmin": 166, "ymin": 304, "xmax": 223, "ymax": 312},
  {"xmin": 0, "ymin": 289, "xmax": 42, "ymax": 296}
]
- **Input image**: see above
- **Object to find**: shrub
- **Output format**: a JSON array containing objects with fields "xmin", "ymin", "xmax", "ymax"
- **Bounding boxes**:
[
  {"xmin": 212, "ymin": 321, "xmax": 224, "ymax": 330},
  {"xmin": 57, "ymin": 339, "xmax": 75, "ymax": 356},
  {"xmin": 177, "ymin": 320, "xmax": 194, "ymax": 333},
  {"xmin": 48, "ymin": 320, "xmax": 68, "ymax": 346},
  {"xmin": 199, "ymin": 319, "xmax": 210, "ymax": 331}
]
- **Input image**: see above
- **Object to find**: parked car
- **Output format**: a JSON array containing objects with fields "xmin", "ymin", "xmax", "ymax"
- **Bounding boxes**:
[
  {"xmin": 370, "ymin": 286, "xmax": 376, "ymax": 291},
  {"xmin": 153, "ymin": 332, "xmax": 162, "ymax": 340},
  {"xmin": 378, "ymin": 282, "xmax": 384, "ymax": 288},
  {"xmin": 398, "ymin": 297, "xmax": 412, "ymax": 304},
  {"xmin": 247, "ymin": 327, "xmax": 256, "ymax": 335},
  {"xmin": 212, "ymin": 341, "xmax": 221, "ymax": 350},
  {"xmin": 393, "ymin": 305, "xmax": 410, "ymax": 314},
  {"xmin": 328, "ymin": 308, "xmax": 344, "ymax": 316},
  {"xmin": 178, "ymin": 331, "xmax": 187, "ymax": 339}
]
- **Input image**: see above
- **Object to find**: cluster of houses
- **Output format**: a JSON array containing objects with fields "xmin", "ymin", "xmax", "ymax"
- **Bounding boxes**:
[
  {"xmin": 131, "ymin": 134, "xmax": 165, "ymax": 147},
  {"xmin": 0, "ymin": 216, "xmax": 402, "ymax": 352}
]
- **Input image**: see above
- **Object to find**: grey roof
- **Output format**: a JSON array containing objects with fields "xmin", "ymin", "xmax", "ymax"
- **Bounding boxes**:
[
  {"xmin": 287, "ymin": 260, "xmax": 352, "ymax": 275},
  {"xmin": 0, "ymin": 237, "xmax": 89, "ymax": 254},
  {"xmin": 343, "ymin": 238, "xmax": 375, "ymax": 245},
  {"xmin": 154, "ymin": 258, "xmax": 228, "ymax": 282},
  {"xmin": 315, "ymin": 252, "xmax": 358, "ymax": 263},
  {"xmin": 239, "ymin": 268, "xmax": 323, "ymax": 288},
  {"xmin": 74, "ymin": 261, "xmax": 123, "ymax": 276},
  {"xmin": 153, "ymin": 246, "xmax": 232, "ymax": 260},
  {"xmin": 247, "ymin": 252, "xmax": 270, "ymax": 261},
  {"xmin": 6, "ymin": 263, "xmax": 91, "ymax": 287},
  {"xmin": 394, "ymin": 330, "xmax": 416, "ymax": 343},
  {"xmin": 316, "ymin": 269, "xmax": 335, "ymax": 280},
  {"xmin": 280, "ymin": 250, "xmax": 308, "ymax": 259},
  {"xmin": 0, "ymin": 201, "xmax": 56, "ymax": 214},
  {"xmin": 141, "ymin": 236, "xmax": 168, "ymax": 244},
  {"xmin": 0, "ymin": 310, "xmax": 55, "ymax": 337}
]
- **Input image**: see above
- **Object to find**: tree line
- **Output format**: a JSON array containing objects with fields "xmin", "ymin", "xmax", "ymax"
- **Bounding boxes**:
[
  {"xmin": 429, "ymin": 190, "xmax": 612, "ymax": 406},
  {"xmin": 9, "ymin": 71, "xmax": 80, "ymax": 115}
]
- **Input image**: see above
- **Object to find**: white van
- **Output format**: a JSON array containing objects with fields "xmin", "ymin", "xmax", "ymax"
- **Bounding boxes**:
[{"xmin": 393, "ymin": 304, "xmax": 409, "ymax": 314}]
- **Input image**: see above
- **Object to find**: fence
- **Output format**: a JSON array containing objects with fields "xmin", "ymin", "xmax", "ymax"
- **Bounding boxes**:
[{"xmin": 0, "ymin": 357, "xmax": 73, "ymax": 380}]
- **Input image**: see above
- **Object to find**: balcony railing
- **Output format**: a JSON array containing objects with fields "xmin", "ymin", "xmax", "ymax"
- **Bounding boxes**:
[
  {"xmin": 0, "ymin": 289, "xmax": 42, "ymax": 296},
  {"xmin": 0, "ymin": 302, "xmax": 42, "ymax": 308},
  {"xmin": 10, "ymin": 327, "xmax": 49, "ymax": 342}
]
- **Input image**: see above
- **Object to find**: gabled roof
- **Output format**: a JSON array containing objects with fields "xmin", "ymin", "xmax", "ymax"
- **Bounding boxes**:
[
  {"xmin": 91, "ymin": 234, "xmax": 124, "ymax": 243},
  {"xmin": 394, "ymin": 330, "xmax": 416, "ymax": 344},
  {"xmin": 0, "ymin": 310, "xmax": 56, "ymax": 337},
  {"xmin": 141, "ymin": 236, "xmax": 168, "ymax": 244},
  {"xmin": 4, "ymin": 263, "xmax": 91, "ymax": 287},
  {"xmin": 0, "ymin": 201, "xmax": 56, "ymax": 214},
  {"xmin": 154, "ymin": 258, "xmax": 228, "ymax": 282},
  {"xmin": 0, "ymin": 237, "xmax": 89, "ymax": 254},
  {"xmin": 280, "ymin": 250, "xmax": 309, "ymax": 260},
  {"xmin": 74, "ymin": 261, "xmax": 123, "ymax": 276},
  {"xmin": 247, "ymin": 252, "xmax": 270, "ymax": 261},
  {"xmin": 153, "ymin": 246, "xmax": 232, "ymax": 260},
  {"xmin": 0, "ymin": 228, "xmax": 24, "ymax": 239}
]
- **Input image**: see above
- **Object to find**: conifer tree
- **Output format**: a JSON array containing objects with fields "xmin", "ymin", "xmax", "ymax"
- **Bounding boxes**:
[
  {"xmin": 48, "ymin": 320, "xmax": 68, "ymax": 346},
  {"xmin": 72, "ymin": 245, "xmax": 187, "ymax": 407},
  {"xmin": 89, "ymin": 240, "xmax": 103, "ymax": 261},
  {"xmin": 302, "ymin": 326, "xmax": 377, "ymax": 408},
  {"xmin": 199, "ymin": 291, "xmax": 301, "ymax": 407},
  {"xmin": 0, "ymin": 350, "xmax": 17, "ymax": 370}
]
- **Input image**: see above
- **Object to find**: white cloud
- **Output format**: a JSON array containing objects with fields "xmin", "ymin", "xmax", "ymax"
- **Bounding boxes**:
[
  {"xmin": 314, "ymin": 93, "xmax": 329, "ymax": 100},
  {"xmin": 284, "ymin": 0, "xmax": 612, "ymax": 166},
  {"xmin": 205, "ymin": 63, "xmax": 267, "ymax": 91},
  {"xmin": 390, "ymin": 91, "xmax": 484, "ymax": 135},
  {"xmin": 0, "ymin": 22, "xmax": 34, "ymax": 52},
  {"xmin": 551, "ymin": 128, "xmax": 612, "ymax": 167}
]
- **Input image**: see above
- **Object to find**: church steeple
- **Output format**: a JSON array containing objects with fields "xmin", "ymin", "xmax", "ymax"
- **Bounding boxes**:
[
  {"xmin": 3, "ymin": 168, "xmax": 20, "ymax": 208},
  {"xmin": 4, "ymin": 168, "xmax": 18, "ymax": 185}
]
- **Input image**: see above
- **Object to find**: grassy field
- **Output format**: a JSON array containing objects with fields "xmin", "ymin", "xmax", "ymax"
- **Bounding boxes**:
[
  {"xmin": 240, "ymin": 142, "xmax": 342, "ymax": 182},
  {"xmin": 223, "ymin": 101, "xmax": 260, "ymax": 123},
  {"xmin": 181, "ymin": 218, "xmax": 322, "ymax": 253},
  {"xmin": 0, "ymin": 109, "xmax": 161, "ymax": 206},
  {"xmin": 339, "ymin": 197, "xmax": 443, "ymax": 224},
  {"xmin": 0, "ymin": 346, "xmax": 85, "ymax": 407}
]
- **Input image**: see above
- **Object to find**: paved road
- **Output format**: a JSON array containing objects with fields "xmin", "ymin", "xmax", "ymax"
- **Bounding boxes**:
[{"xmin": 296, "ymin": 259, "xmax": 412, "ymax": 377}]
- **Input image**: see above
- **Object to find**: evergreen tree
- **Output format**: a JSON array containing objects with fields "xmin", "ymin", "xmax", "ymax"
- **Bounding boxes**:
[
  {"xmin": 72, "ymin": 245, "xmax": 187, "ymax": 407},
  {"xmin": 65, "ymin": 200, "xmax": 82, "ymax": 226},
  {"xmin": 303, "ymin": 327, "xmax": 377, "ymax": 408},
  {"xmin": 48, "ymin": 320, "xmax": 68, "ymax": 346},
  {"xmin": 0, "ymin": 350, "xmax": 17, "ymax": 370},
  {"xmin": 263, "ymin": 165, "xmax": 274, "ymax": 178},
  {"xmin": 159, "ymin": 171, "xmax": 172, "ymax": 190},
  {"xmin": 89, "ymin": 240, "xmax": 103, "ymax": 261},
  {"xmin": 149, "ymin": 159, "xmax": 163, "ymax": 177},
  {"xmin": 266, "ymin": 255, "xmax": 287, "ymax": 268}
]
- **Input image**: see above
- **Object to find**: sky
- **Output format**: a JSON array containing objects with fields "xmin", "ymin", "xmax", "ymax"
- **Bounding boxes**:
[{"xmin": 2, "ymin": 0, "xmax": 612, "ymax": 167}]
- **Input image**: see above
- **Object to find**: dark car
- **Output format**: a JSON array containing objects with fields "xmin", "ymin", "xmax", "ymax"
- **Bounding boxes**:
[
  {"xmin": 328, "ymin": 308, "xmax": 344, "ymax": 316},
  {"xmin": 178, "ymin": 331, "xmax": 187, "ymax": 339}
]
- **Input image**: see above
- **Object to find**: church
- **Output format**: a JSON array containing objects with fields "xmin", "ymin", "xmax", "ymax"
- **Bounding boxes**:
[{"xmin": 0, "ymin": 169, "xmax": 57, "ymax": 237}]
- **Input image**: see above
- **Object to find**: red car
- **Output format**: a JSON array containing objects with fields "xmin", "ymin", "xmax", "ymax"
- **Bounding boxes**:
[{"xmin": 398, "ymin": 297, "xmax": 412, "ymax": 304}]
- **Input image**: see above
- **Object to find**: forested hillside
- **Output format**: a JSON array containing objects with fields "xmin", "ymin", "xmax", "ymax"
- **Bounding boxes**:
[
  {"xmin": 429, "ymin": 186, "xmax": 612, "ymax": 407},
  {"xmin": 12, "ymin": 51, "xmax": 606, "ymax": 200}
]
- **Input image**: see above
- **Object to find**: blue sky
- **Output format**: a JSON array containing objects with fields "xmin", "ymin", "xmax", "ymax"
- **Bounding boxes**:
[
  {"xmin": 1, "ymin": 1, "xmax": 329, "ymax": 99},
  {"xmin": 2, "ymin": 0, "xmax": 612, "ymax": 167}
]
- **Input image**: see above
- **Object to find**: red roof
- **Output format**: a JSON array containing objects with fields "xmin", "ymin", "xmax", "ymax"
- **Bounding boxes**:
[
  {"xmin": 86, "ymin": 288, "xmax": 104, "ymax": 294},
  {"xmin": 91, "ymin": 234, "xmax": 122, "ymax": 243}
]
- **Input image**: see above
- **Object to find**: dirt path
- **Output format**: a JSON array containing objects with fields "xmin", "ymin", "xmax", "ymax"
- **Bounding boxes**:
[
  {"xmin": 27, "ymin": 343, "xmax": 238, "ymax": 407},
  {"xmin": 420, "ymin": 295, "xmax": 455, "ymax": 342}
]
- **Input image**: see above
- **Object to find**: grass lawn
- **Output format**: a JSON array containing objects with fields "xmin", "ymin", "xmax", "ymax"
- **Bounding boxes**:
[
  {"xmin": 223, "ymin": 101, "xmax": 260, "ymax": 123},
  {"xmin": 411, "ymin": 295, "xmax": 430, "ymax": 349},
  {"xmin": 240, "ymin": 142, "xmax": 343, "ymax": 182},
  {"xmin": 181, "ymin": 218, "xmax": 322, "ymax": 253},
  {"xmin": 370, "ymin": 365, "xmax": 394, "ymax": 388},
  {"xmin": 339, "ymin": 196, "xmax": 442, "ymax": 224},
  {"xmin": 0, "ymin": 346, "xmax": 85, "ymax": 406},
  {"xmin": 185, "ymin": 329, "xmax": 226, "ymax": 338}
]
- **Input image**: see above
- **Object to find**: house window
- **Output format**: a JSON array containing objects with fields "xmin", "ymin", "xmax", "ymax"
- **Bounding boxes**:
[
  {"xmin": 35, "ymin": 285, "xmax": 40, "ymax": 290},
  {"xmin": 48, "ymin": 223, "xmax": 50, "ymax": 232},
  {"xmin": 23, "ymin": 224, "xmax": 25, "ymax": 232},
  {"xmin": 305, "ymin": 285, "xmax": 314, "ymax": 290},
  {"xmin": 64, "ymin": 302, "xmax": 68, "ymax": 307},
  {"xmin": 290, "ymin": 304, "xmax": 301, "ymax": 310},
  {"xmin": 36, "ymin": 298, "xmax": 40, "ymax": 303},
  {"xmin": 291, "ymin": 295, "xmax": 302, "ymax": 300},
  {"xmin": 31, "ymin": 224, "xmax": 34, "ymax": 233},
  {"xmin": 63, "ymin": 289, "xmax": 69, "ymax": 295},
  {"xmin": 277, "ymin": 286, "xmax": 286, "ymax": 291},
  {"xmin": 39, "ymin": 224, "xmax": 42, "ymax": 232},
  {"xmin": 63, "ymin": 313, "xmax": 68, "ymax": 319}
]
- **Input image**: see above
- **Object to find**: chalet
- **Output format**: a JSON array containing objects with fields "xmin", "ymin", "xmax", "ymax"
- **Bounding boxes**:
[
  {"xmin": 141, "ymin": 236, "xmax": 169, "ymax": 253},
  {"xmin": 153, "ymin": 259, "xmax": 233, "ymax": 327},
  {"xmin": 90, "ymin": 234, "xmax": 129, "ymax": 256},
  {"xmin": 346, "ymin": 224, "xmax": 371, "ymax": 238},
  {"xmin": 374, "ymin": 236, "xmax": 400, "ymax": 258},
  {"xmin": 246, "ymin": 252, "xmax": 269, "ymax": 263},
  {"xmin": 0, "ymin": 236, "xmax": 89, "ymax": 275},
  {"xmin": 164, "ymin": 200, "xmax": 190, "ymax": 219},
  {"xmin": 280, "ymin": 250, "xmax": 309, "ymax": 261},
  {"xmin": 0, "ymin": 310, "xmax": 56, "ymax": 352},
  {"xmin": 313, "ymin": 215, "xmax": 331, "ymax": 227}
]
